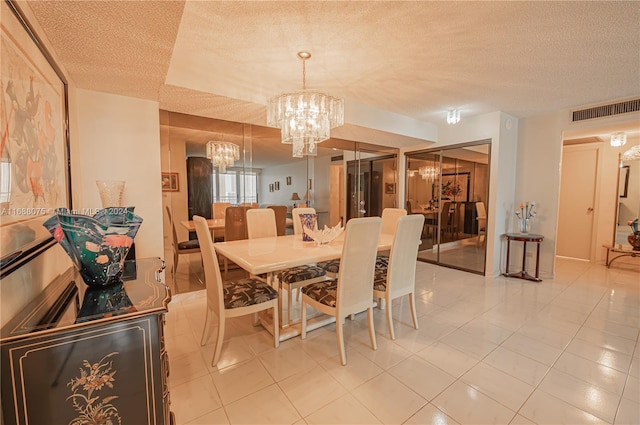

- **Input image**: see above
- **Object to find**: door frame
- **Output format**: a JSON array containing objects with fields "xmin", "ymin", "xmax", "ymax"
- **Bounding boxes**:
[{"xmin": 556, "ymin": 142, "xmax": 603, "ymax": 262}]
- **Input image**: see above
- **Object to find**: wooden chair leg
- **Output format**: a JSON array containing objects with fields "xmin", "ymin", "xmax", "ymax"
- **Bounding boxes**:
[
  {"xmin": 409, "ymin": 292, "xmax": 419, "ymax": 330},
  {"xmin": 200, "ymin": 308, "xmax": 211, "ymax": 346},
  {"xmin": 273, "ymin": 304, "xmax": 279, "ymax": 348},
  {"xmin": 212, "ymin": 318, "xmax": 225, "ymax": 367},
  {"xmin": 336, "ymin": 318, "xmax": 347, "ymax": 365},
  {"xmin": 386, "ymin": 295, "xmax": 395, "ymax": 340},
  {"xmin": 367, "ymin": 307, "xmax": 377, "ymax": 351},
  {"xmin": 301, "ymin": 299, "xmax": 308, "ymax": 339}
]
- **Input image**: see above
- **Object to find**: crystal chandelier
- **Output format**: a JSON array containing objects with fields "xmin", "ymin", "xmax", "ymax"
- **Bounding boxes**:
[
  {"xmin": 206, "ymin": 141, "xmax": 239, "ymax": 173},
  {"xmin": 419, "ymin": 165, "xmax": 439, "ymax": 182},
  {"xmin": 610, "ymin": 132, "xmax": 627, "ymax": 147},
  {"xmin": 267, "ymin": 51, "xmax": 344, "ymax": 157},
  {"xmin": 622, "ymin": 145, "xmax": 640, "ymax": 161},
  {"xmin": 447, "ymin": 109, "xmax": 460, "ymax": 125}
]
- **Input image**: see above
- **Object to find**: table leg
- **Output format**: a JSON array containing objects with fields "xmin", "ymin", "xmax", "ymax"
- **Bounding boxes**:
[
  {"xmin": 535, "ymin": 242, "xmax": 541, "ymax": 279},
  {"xmin": 522, "ymin": 241, "xmax": 527, "ymax": 276},
  {"xmin": 606, "ymin": 248, "xmax": 611, "ymax": 267},
  {"xmin": 505, "ymin": 238, "xmax": 511, "ymax": 274}
]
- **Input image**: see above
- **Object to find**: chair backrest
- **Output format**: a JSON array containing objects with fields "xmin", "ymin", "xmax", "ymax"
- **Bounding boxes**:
[
  {"xmin": 246, "ymin": 208, "xmax": 277, "ymax": 239},
  {"xmin": 224, "ymin": 206, "xmax": 251, "ymax": 241},
  {"xmin": 380, "ymin": 208, "xmax": 407, "ymax": 235},
  {"xmin": 386, "ymin": 215, "xmax": 425, "ymax": 296},
  {"xmin": 193, "ymin": 216, "xmax": 224, "ymax": 318},
  {"xmin": 476, "ymin": 202, "xmax": 486, "ymax": 219},
  {"xmin": 298, "ymin": 203, "xmax": 308, "ymax": 208},
  {"xmin": 268, "ymin": 205, "xmax": 287, "ymax": 236},
  {"xmin": 292, "ymin": 207, "xmax": 317, "ymax": 235},
  {"xmin": 337, "ymin": 217, "xmax": 382, "ymax": 316},
  {"xmin": 240, "ymin": 202, "xmax": 258, "ymax": 208},
  {"xmin": 212, "ymin": 202, "xmax": 231, "ymax": 219},
  {"xmin": 405, "ymin": 200, "xmax": 412, "ymax": 214},
  {"xmin": 166, "ymin": 206, "xmax": 179, "ymax": 250},
  {"xmin": 440, "ymin": 201, "xmax": 452, "ymax": 226}
]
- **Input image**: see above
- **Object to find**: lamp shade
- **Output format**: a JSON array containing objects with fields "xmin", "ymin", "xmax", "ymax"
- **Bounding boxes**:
[{"xmin": 290, "ymin": 192, "xmax": 301, "ymax": 201}]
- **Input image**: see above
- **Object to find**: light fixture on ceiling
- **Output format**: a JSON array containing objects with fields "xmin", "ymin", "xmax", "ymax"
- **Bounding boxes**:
[
  {"xmin": 447, "ymin": 109, "xmax": 460, "ymax": 125},
  {"xmin": 610, "ymin": 132, "xmax": 627, "ymax": 147},
  {"xmin": 267, "ymin": 51, "xmax": 344, "ymax": 158},
  {"xmin": 622, "ymin": 145, "xmax": 640, "ymax": 161},
  {"xmin": 419, "ymin": 165, "xmax": 439, "ymax": 182},
  {"xmin": 206, "ymin": 141, "xmax": 239, "ymax": 173}
]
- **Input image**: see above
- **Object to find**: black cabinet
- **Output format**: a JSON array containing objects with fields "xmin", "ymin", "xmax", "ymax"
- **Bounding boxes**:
[{"xmin": 1, "ymin": 258, "xmax": 173, "ymax": 425}]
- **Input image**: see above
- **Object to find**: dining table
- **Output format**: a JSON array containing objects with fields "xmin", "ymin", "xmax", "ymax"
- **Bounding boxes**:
[
  {"xmin": 181, "ymin": 218, "xmax": 225, "ymax": 232},
  {"xmin": 213, "ymin": 232, "xmax": 394, "ymax": 341},
  {"xmin": 181, "ymin": 217, "xmax": 293, "ymax": 232}
]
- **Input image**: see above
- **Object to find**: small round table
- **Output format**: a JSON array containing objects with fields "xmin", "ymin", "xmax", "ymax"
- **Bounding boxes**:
[{"xmin": 503, "ymin": 233, "xmax": 544, "ymax": 282}]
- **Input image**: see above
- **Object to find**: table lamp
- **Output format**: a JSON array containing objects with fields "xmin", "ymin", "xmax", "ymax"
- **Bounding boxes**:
[{"xmin": 290, "ymin": 192, "xmax": 301, "ymax": 207}]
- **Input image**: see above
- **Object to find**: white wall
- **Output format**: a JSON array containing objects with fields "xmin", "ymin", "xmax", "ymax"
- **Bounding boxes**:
[
  {"xmin": 519, "ymin": 109, "xmax": 640, "ymax": 270},
  {"xmin": 74, "ymin": 89, "xmax": 164, "ymax": 259},
  {"xmin": 260, "ymin": 159, "xmax": 308, "ymax": 206}
]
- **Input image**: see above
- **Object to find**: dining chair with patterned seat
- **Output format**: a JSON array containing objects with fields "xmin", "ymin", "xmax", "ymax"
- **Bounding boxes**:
[
  {"xmin": 301, "ymin": 216, "xmax": 382, "ymax": 365},
  {"xmin": 193, "ymin": 215, "xmax": 279, "ymax": 366},
  {"xmin": 317, "ymin": 208, "xmax": 406, "ymax": 279},
  {"xmin": 372, "ymin": 214, "xmax": 424, "ymax": 340},
  {"xmin": 246, "ymin": 207, "xmax": 327, "ymax": 326},
  {"xmin": 476, "ymin": 201, "xmax": 487, "ymax": 246},
  {"xmin": 166, "ymin": 206, "xmax": 200, "ymax": 281}
]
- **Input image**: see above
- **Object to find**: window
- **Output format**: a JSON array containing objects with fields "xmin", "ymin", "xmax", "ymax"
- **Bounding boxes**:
[{"xmin": 212, "ymin": 170, "xmax": 258, "ymax": 204}]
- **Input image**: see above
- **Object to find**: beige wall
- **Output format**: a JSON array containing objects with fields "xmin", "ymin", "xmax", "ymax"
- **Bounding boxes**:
[{"xmin": 74, "ymin": 89, "xmax": 164, "ymax": 259}]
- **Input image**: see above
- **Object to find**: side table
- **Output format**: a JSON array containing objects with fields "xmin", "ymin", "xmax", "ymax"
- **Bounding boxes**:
[
  {"xmin": 503, "ymin": 233, "xmax": 544, "ymax": 282},
  {"xmin": 603, "ymin": 244, "xmax": 639, "ymax": 268}
]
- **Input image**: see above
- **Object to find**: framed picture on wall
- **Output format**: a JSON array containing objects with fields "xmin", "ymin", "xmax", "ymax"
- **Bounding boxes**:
[
  {"xmin": 286, "ymin": 176, "xmax": 292, "ymax": 185},
  {"xmin": 161, "ymin": 172, "xmax": 179, "ymax": 192},
  {"xmin": 619, "ymin": 165, "xmax": 629, "ymax": 198},
  {"xmin": 269, "ymin": 184, "xmax": 274, "ymax": 192},
  {"xmin": 0, "ymin": 0, "xmax": 71, "ymax": 274},
  {"xmin": 385, "ymin": 183, "xmax": 396, "ymax": 194},
  {"xmin": 275, "ymin": 181, "xmax": 280, "ymax": 191}
]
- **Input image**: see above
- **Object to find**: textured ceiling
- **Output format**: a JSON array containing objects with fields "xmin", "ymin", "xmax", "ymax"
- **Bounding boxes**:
[{"xmin": 24, "ymin": 0, "xmax": 640, "ymax": 154}]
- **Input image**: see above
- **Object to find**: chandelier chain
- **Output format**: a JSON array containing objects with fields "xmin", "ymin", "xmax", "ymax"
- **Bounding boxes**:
[{"xmin": 302, "ymin": 57, "xmax": 307, "ymax": 90}]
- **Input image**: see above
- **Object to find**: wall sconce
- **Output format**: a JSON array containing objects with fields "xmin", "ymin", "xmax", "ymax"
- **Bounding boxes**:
[{"xmin": 610, "ymin": 132, "xmax": 627, "ymax": 147}]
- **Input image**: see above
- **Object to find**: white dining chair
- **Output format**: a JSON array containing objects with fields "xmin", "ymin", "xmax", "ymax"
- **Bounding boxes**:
[
  {"xmin": 291, "ymin": 207, "xmax": 318, "ymax": 235},
  {"xmin": 246, "ymin": 208, "xmax": 277, "ymax": 239},
  {"xmin": 193, "ymin": 215, "xmax": 279, "ymax": 367},
  {"xmin": 318, "ymin": 208, "xmax": 406, "ymax": 278},
  {"xmin": 476, "ymin": 201, "xmax": 487, "ymax": 246},
  {"xmin": 211, "ymin": 202, "xmax": 231, "ymax": 241},
  {"xmin": 301, "ymin": 216, "xmax": 382, "ymax": 366},
  {"xmin": 247, "ymin": 207, "xmax": 327, "ymax": 325},
  {"xmin": 373, "ymin": 214, "xmax": 425, "ymax": 340}
]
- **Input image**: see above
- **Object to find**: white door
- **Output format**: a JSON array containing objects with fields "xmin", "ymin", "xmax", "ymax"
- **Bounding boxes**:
[{"xmin": 557, "ymin": 145, "xmax": 598, "ymax": 260}]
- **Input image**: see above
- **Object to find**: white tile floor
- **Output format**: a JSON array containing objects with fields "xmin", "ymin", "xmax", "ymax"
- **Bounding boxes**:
[{"xmin": 165, "ymin": 257, "xmax": 640, "ymax": 425}]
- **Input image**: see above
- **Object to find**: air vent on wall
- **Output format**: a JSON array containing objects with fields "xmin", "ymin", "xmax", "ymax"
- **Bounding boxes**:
[{"xmin": 572, "ymin": 98, "xmax": 640, "ymax": 122}]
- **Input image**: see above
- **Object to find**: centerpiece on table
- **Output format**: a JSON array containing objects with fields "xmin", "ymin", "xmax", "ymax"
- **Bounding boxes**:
[
  {"xmin": 304, "ymin": 224, "xmax": 344, "ymax": 245},
  {"xmin": 515, "ymin": 201, "xmax": 537, "ymax": 234},
  {"xmin": 43, "ymin": 207, "xmax": 142, "ymax": 287}
]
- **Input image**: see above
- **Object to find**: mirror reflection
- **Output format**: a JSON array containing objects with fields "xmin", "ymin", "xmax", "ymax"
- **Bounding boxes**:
[
  {"xmin": 617, "ymin": 155, "xmax": 639, "ymax": 246},
  {"xmin": 160, "ymin": 111, "xmax": 399, "ymax": 294},
  {"xmin": 405, "ymin": 142, "xmax": 490, "ymax": 275}
]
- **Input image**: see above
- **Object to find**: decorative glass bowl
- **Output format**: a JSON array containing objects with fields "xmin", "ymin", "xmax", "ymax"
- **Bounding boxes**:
[
  {"xmin": 303, "ymin": 224, "xmax": 344, "ymax": 245},
  {"xmin": 43, "ymin": 207, "xmax": 142, "ymax": 287}
]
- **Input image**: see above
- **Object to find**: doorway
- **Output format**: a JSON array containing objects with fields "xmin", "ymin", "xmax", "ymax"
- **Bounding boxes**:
[
  {"xmin": 405, "ymin": 141, "xmax": 490, "ymax": 275},
  {"xmin": 557, "ymin": 144, "xmax": 599, "ymax": 261}
]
